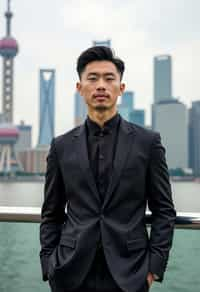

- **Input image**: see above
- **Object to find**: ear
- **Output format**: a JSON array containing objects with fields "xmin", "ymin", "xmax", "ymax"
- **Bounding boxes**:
[
  {"xmin": 119, "ymin": 83, "xmax": 125, "ymax": 95},
  {"xmin": 76, "ymin": 82, "xmax": 81, "ymax": 93}
]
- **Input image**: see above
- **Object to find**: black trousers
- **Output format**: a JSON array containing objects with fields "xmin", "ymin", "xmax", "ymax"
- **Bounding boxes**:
[{"xmin": 67, "ymin": 245, "xmax": 123, "ymax": 292}]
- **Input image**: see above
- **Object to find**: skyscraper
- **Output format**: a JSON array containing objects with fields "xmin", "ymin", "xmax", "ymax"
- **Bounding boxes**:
[
  {"xmin": 118, "ymin": 91, "xmax": 134, "ymax": 121},
  {"xmin": 153, "ymin": 99, "xmax": 188, "ymax": 170},
  {"xmin": 189, "ymin": 101, "xmax": 200, "ymax": 176},
  {"xmin": 15, "ymin": 120, "xmax": 32, "ymax": 151},
  {"xmin": 130, "ymin": 110, "xmax": 145, "ymax": 127},
  {"xmin": 118, "ymin": 91, "xmax": 145, "ymax": 127},
  {"xmin": 0, "ymin": 0, "xmax": 19, "ymax": 123},
  {"xmin": 120, "ymin": 91, "xmax": 134, "ymax": 109},
  {"xmin": 93, "ymin": 40, "xmax": 111, "ymax": 47},
  {"xmin": 38, "ymin": 69, "xmax": 55, "ymax": 146},
  {"xmin": 154, "ymin": 55, "xmax": 172, "ymax": 103},
  {"xmin": 74, "ymin": 91, "xmax": 87, "ymax": 127}
]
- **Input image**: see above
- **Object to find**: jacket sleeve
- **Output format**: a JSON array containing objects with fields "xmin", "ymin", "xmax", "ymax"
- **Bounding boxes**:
[
  {"xmin": 146, "ymin": 133, "xmax": 176, "ymax": 281},
  {"xmin": 39, "ymin": 138, "xmax": 67, "ymax": 281}
]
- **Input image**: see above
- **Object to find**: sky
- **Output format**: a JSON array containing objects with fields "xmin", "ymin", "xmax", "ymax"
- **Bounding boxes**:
[{"xmin": 0, "ymin": 0, "xmax": 200, "ymax": 146}]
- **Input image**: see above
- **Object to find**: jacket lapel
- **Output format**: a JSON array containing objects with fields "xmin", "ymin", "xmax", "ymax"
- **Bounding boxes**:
[
  {"xmin": 102, "ymin": 118, "xmax": 136, "ymax": 209},
  {"xmin": 73, "ymin": 123, "xmax": 101, "ymax": 205}
]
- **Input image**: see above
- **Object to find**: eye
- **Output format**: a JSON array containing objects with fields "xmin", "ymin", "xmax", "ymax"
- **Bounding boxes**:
[
  {"xmin": 106, "ymin": 76, "xmax": 115, "ymax": 81},
  {"xmin": 88, "ymin": 76, "xmax": 97, "ymax": 81}
]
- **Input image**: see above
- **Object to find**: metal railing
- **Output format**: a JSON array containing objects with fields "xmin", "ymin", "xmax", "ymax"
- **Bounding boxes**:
[{"xmin": 0, "ymin": 206, "xmax": 200, "ymax": 229}]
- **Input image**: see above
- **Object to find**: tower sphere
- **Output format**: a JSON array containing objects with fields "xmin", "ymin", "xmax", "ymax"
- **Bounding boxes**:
[
  {"xmin": 0, "ymin": 124, "xmax": 19, "ymax": 144},
  {"xmin": 0, "ymin": 123, "xmax": 19, "ymax": 137},
  {"xmin": 0, "ymin": 36, "xmax": 18, "ymax": 58}
]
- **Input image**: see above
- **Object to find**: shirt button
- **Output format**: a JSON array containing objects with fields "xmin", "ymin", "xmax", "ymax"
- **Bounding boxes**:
[
  {"xmin": 99, "ymin": 154, "xmax": 104, "ymax": 160},
  {"xmin": 99, "ymin": 132, "xmax": 104, "ymax": 137}
]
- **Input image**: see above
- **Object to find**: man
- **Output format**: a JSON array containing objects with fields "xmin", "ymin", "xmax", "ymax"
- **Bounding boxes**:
[{"xmin": 40, "ymin": 46, "xmax": 176, "ymax": 292}]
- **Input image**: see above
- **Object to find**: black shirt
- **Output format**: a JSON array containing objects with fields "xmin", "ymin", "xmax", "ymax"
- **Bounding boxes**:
[{"xmin": 86, "ymin": 113, "xmax": 121, "ymax": 203}]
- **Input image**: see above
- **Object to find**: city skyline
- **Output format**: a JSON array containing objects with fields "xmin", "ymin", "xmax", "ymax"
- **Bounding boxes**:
[{"xmin": 0, "ymin": 0, "xmax": 200, "ymax": 145}]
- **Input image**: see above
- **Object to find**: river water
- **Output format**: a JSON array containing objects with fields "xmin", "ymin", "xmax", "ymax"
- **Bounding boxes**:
[{"xmin": 0, "ymin": 181, "xmax": 200, "ymax": 291}]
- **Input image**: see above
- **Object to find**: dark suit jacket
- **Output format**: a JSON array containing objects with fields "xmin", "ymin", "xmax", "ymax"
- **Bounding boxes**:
[{"xmin": 40, "ymin": 117, "xmax": 176, "ymax": 292}]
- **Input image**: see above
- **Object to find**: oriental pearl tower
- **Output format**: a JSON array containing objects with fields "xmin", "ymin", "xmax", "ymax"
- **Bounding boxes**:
[
  {"xmin": 0, "ymin": 0, "xmax": 18, "ymax": 123},
  {"xmin": 0, "ymin": 0, "xmax": 22, "ymax": 173}
]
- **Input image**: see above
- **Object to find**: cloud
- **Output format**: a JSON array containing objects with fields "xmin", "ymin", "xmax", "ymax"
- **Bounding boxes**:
[{"xmin": 62, "ymin": 0, "xmax": 141, "ymax": 40}]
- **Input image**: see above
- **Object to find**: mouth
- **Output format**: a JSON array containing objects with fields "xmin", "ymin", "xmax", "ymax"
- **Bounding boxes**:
[{"xmin": 93, "ymin": 94, "xmax": 109, "ymax": 101}]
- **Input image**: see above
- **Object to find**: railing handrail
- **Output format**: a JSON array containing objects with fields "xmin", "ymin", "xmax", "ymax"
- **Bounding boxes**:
[{"xmin": 0, "ymin": 206, "xmax": 200, "ymax": 229}]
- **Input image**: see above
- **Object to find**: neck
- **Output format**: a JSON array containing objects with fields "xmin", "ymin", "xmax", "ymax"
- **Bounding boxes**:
[{"xmin": 88, "ymin": 108, "xmax": 117, "ymax": 128}]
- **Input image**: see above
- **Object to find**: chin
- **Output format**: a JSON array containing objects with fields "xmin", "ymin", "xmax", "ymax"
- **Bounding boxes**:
[{"xmin": 94, "ymin": 105, "xmax": 108, "ymax": 111}]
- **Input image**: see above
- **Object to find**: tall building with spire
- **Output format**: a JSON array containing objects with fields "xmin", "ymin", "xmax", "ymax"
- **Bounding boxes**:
[
  {"xmin": 38, "ymin": 69, "xmax": 55, "ymax": 146},
  {"xmin": 0, "ymin": 1, "xmax": 22, "ymax": 173},
  {"xmin": 0, "ymin": 0, "xmax": 19, "ymax": 123}
]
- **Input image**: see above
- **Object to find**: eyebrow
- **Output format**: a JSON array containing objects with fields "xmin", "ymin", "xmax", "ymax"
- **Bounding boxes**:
[{"xmin": 87, "ymin": 72, "xmax": 116, "ymax": 77}]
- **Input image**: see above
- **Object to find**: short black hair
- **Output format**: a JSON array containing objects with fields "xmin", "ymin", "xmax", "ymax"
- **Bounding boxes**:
[{"xmin": 76, "ymin": 46, "xmax": 125, "ymax": 80}]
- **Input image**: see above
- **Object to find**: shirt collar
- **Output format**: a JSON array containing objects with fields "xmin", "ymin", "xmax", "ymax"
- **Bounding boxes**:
[{"xmin": 86, "ymin": 113, "xmax": 121, "ymax": 136}]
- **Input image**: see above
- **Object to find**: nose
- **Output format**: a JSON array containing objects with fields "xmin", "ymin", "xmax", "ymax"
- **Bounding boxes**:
[{"xmin": 96, "ymin": 78, "xmax": 106, "ymax": 91}]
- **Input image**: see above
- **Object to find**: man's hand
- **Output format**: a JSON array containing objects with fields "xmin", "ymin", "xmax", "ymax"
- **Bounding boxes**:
[{"xmin": 146, "ymin": 272, "xmax": 155, "ymax": 288}]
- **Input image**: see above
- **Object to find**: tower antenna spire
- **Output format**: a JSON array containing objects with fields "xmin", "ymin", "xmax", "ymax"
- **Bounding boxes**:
[
  {"xmin": 8, "ymin": 0, "xmax": 11, "ymax": 11},
  {"xmin": 6, "ymin": 0, "xmax": 13, "ymax": 36}
]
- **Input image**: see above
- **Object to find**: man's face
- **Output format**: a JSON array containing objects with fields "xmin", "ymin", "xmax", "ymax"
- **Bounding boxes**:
[{"xmin": 76, "ymin": 61, "xmax": 125, "ymax": 113}]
